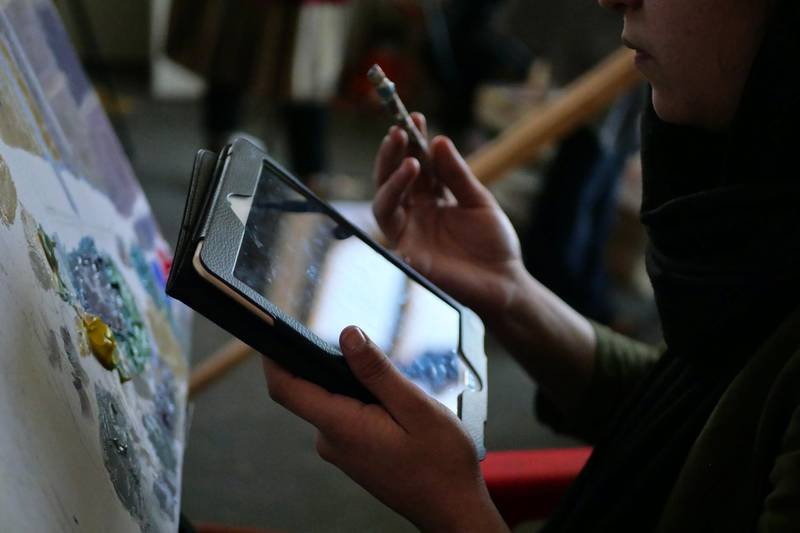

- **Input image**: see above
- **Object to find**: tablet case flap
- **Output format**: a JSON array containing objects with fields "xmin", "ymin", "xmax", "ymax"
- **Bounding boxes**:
[{"xmin": 166, "ymin": 148, "xmax": 374, "ymax": 404}]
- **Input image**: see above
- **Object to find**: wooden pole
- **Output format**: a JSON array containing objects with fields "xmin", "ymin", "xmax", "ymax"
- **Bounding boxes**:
[
  {"xmin": 188, "ymin": 339, "xmax": 254, "ymax": 398},
  {"xmin": 467, "ymin": 47, "xmax": 642, "ymax": 184}
]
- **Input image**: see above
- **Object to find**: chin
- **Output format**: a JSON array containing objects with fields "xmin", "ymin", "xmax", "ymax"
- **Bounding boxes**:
[
  {"xmin": 650, "ymin": 89, "xmax": 691, "ymax": 126},
  {"xmin": 651, "ymin": 88, "xmax": 727, "ymax": 129}
]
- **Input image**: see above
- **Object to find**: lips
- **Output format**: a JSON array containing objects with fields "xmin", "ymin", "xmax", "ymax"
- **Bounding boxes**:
[{"xmin": 622, "ymin": 37, "xmax": 652, "ymax": 64}]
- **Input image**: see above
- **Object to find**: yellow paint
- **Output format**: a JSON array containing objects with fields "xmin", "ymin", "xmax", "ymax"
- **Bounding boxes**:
[
  {"xmin": 83, "ymin": 315, "xmax": 118, "ymax": 370},
  {"xmin": 146, "ymin": 306, "xmax": 187, "ymax": 379}
]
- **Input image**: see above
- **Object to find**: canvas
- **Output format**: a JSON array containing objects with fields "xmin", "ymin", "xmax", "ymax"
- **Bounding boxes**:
[{"xmin": 0, "ymin": 1, "xmax": 190, "ymax": 531}]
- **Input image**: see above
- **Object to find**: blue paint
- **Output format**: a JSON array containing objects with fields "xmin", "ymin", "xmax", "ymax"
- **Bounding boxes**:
[{"xmin": 68, "ymin": 237, "xmax": 150, "ymax": 380}]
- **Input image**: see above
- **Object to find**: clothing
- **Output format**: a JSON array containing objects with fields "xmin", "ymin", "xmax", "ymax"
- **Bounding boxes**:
[
  {"xmin": 166, "ymin": 0, "xmax": 350, "ymax": 101},
  {"xmin": 525, "ymin": 87, "xmax": 645, "ymax": 323},
  {"xmin": 167, "ymin": 0, "xmax": 350, "ymax": 177},
  {"xmin": 537, "ymin": 0, "xmax": 800, "ymax": 529},
  {"xmin": 540, "ymin": 318, "xmax": 800, "ymax": 532}
]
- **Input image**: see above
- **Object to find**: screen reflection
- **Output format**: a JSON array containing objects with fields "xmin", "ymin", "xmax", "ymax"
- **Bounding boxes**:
[{"xmin": 234, "ymin": 164, "xmax": 469, "ymax": 413}]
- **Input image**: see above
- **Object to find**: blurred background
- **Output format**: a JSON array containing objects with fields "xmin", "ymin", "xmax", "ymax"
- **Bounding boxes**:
[{"xmin": 54, "ymin": 0, "xmax": 660, "ymax": 530}]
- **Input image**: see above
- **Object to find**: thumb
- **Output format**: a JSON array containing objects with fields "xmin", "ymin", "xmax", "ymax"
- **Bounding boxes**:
[
  {"xmin": 340, "ymin": 326, "xmax": 432, "ymax": 428},
  {"xmin": 431, "ymin": 136, "xmax": 494, "ymax": 207}
]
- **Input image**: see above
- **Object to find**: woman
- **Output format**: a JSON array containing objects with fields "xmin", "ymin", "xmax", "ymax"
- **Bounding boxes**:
[{"xmin": 264, "ymin": 0, "xmax": 800, "ymax": 530}]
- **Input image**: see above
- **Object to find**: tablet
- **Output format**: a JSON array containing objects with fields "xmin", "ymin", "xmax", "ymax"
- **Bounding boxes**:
[{"xmin": 167, "ymin": 138, "xmax": 488, "ymax": 455}]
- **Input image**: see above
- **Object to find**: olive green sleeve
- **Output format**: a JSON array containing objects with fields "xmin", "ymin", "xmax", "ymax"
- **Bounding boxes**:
[
  {"xmin": 757, "ymin": 404, "xmax": 800, "ymax": 532},
  {"xmin": 535, "ymin": 321, "xmax": 662, "ymax": 443}
]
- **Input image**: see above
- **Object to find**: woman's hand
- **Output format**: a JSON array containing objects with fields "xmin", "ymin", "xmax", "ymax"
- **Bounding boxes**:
[
  {"xmin": 372, "ymin": 114, "xmax": 525, "ymax": 318},
  {"xmin": 373, "ymin": 114, "xmax": 597, "ymax": 414},
  {"xmin": 263, "ymin": 326, "xmax": 508, "ymax": 533}
]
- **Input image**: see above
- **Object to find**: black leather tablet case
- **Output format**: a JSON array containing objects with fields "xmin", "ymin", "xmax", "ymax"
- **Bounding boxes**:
[{"xmin": 166, "ymin": 148, "xmax": 375, "ymax": 402}]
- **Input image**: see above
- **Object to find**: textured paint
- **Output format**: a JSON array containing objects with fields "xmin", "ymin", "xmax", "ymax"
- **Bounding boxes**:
[
  {"xmin": 96, "ymin": 386, "xmax": 148, "ymax": 530},
  {"xmin": 146, "ymin": 307, "xmax": 184, "ymax": 380},
  {"xmin": 133, "ymin": 217, "xmax": 157, "ymax": 250},
  {"xmin": 0, "ymin": 41, "xmax": 45, "ymax": 156},
  {"xmin": 74, "ymin": 315, "xmax": 92, "ymax": 358},
  {"xmin": 0, "ymin": 38, "xmax": 57, "ymax": 158},
  {"xmin": 60, "ymin": 327, "xmax": 92, "ymax": 418},
  {"xmin": 131, "ymin": 246, "xmax": 170, "ymax": 317},
  {"xmin": 145, "ymin": 385, "xmax": 179, "ymax": 520},
  {"xmin": 68, "ymin": 237, "xmax": 151, "ymax": 380},
  {"xmin": 153, "ymin": 363, "xmax": 178, "ymax": 433},
  {"xmin": 28, "ymin": 245, "xmax": 53, "ymax": 291},
  {"xmin": 20, "ymin": 209, "xmax": 69, "ymax": 298},
  {"xmin": 45, "ymin": 329, "xmax": 63, "ymax": 371},
  {"xmin": 21, "ymin": 208, "xmax": 53, "ymax": 292},
  {"xmin": 83, "ymin": 315, "xmax": 118, "ymax": 371},
  {"xmin": 116, "ymin": 236, "xmax": 132, "ymax": 268},
  {"xmin": 152, "ymin": 472, "xmax": 177, "ymax": 519},
  {"xmin": 142, "ymin": 413, "xmax": 176, "ymax": 473},
  {"xmin": 0, "ymin": 154, "xmax": 17, "ymax": 227},
  {"xmin": 37, "ymin": 227, "xmax": 71, "ymax": 301}
]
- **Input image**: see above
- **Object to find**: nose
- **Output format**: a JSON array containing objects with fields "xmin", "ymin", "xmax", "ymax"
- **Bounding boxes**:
[{"xmin": 598, "ymin": 0, "xmax": 642, "ymax": 11}]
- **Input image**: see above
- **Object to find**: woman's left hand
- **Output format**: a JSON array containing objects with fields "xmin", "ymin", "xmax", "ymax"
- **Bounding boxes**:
[{"xmin": 262, "ymin": 326, "xmax": 508, "ymax": 533}]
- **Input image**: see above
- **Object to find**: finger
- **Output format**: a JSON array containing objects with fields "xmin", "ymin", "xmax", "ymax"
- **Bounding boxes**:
[
  {"xmin": 262, "ymin": 357, "xmax": 362, "ymax": 434},
  {"xmin": 410, "ymin": 112, "xmax": 428, "ymax": 139},
  {"xmin": 431, "ymin": 136, "xmax": 494, "ymax": 207},
  {"xmin": 339, "ymin": 326, "xmax": 433, "ymax": 430},
  {"xmin": 372, "ymin": 157, "xmax": 419, "ymax": 242},
  {"xmin": 373, "ymin": 126, "xmax": 408, "ymax": 188}
]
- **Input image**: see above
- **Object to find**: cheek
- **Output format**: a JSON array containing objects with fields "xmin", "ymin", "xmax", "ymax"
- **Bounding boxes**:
[
  {"xmin": 644, "ymin": 0, "xmax": 767, "ymax": 127},
  {"xmin": 646, "ymin": 22, "xmax": 729, "ymax": 123}
]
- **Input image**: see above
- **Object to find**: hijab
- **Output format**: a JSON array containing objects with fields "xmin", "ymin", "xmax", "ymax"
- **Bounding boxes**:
[{"xmin": 542, "ymin": 1, "xmax": 800, "ymax": 530}]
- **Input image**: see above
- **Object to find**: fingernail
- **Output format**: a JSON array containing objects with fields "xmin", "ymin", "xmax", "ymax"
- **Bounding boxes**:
[
  {"xmin": 341, "ymin": 327, "xmax": 366, "ymax": 352},
  {"xmin": 404, "ymin": 157, "xmax": 419, "ymax": 173}
]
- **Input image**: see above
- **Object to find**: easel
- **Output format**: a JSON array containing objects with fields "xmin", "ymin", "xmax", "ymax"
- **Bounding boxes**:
[{"xmin": 188, "ymin": 47, "xmax": 642, "ymax": 398}]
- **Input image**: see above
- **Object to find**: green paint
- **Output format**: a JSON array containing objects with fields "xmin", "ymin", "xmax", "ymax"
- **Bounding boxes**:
[
  {"xmin": 20, "ymin": 214, "xmax": 74, "ymax": 301},
  {"xmin": 0, "ymin": 155, "xmax": 16, "ymax": 227},
  {"xmin": 36, "ymin": 227, "xmax": 71, "ymax": 301},
  {"xmin": 105, "ymin": 263, "xmax": 150, "ymax": 381},
  {"xmin": 21, "ymin": 209, "xmax": 54, "ymax": 292}
]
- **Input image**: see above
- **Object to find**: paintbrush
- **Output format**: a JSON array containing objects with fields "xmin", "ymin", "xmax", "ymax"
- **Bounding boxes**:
[{"xmin": 367, "ymin": 64, "xmax": 432, "ymax": 174}]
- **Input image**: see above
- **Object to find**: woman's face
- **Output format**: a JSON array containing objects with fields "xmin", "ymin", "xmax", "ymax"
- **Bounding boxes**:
[{"xmin": 599, "ymin": 0, "xmax": 772, "ymax": 129}]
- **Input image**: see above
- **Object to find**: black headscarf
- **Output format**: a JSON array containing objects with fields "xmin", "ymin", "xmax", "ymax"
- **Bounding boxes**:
[{"xmin": 542, "ymin": 1, "xmax": 800, "ymax": 531}]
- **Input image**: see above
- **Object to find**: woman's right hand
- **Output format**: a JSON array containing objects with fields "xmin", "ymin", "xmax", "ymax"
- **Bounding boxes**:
[
  {"xmin": 372, "ymin": 113, "xmax": 525, "ymax": 318},
  {"xmin": 373, "ymin": 113, "xmax": 597, "ymax": 416}
]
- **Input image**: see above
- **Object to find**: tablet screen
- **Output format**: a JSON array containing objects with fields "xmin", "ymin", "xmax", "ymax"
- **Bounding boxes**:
[{"xmin": 233, "ymin": 164, "xmax": 474, "ymax": 413}]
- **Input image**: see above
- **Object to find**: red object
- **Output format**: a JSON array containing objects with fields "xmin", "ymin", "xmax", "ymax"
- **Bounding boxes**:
[
  {"xmin": 157, "ymin": 247, "xmax": 173, "ymax": 278},
  {"xmin": 481, "ymin": 447, "xmax": 592, "ymax": 528},
  {"xmin": 197, "ymin": 447, "xmax": 591, "ymax": 531}
]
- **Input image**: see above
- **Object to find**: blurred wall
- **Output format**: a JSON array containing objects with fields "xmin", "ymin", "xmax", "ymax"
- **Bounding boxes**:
[
  {"xmin": 150, "ymin": 0, "xmax": 205, "ymax": 99},
  {"xmin": 56, "ymin": 0, "xmax": 150, "ymax": 66},
  {"xmin": 501, "ymin": 0, "xmax": 622, "ymax": 84}
]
